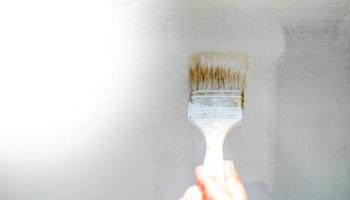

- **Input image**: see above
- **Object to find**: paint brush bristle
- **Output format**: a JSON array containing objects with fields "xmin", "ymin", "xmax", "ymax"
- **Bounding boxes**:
[{"xmin": 189, "ymin": 52, "xmax": 249, "ymax": 92}]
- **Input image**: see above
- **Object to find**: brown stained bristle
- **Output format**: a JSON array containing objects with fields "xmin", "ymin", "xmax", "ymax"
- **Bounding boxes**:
[{"xmin": 189, "ymin": 52, "xmax": 249, "ymax": 92}]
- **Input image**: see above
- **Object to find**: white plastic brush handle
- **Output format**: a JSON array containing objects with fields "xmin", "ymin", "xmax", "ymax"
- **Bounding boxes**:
[
  {"xmin": 200, "ymin": 120, "xmax": 242, "ymax": 185},
  {"xmin": 203, "ymin": 132, "xmax": 226, "ymax": 185}
]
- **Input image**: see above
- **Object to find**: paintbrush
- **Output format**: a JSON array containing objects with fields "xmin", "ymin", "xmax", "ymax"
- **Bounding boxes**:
[{"xmin": 188, "ymin": 52, "xmax": 249, "ymax": 184}]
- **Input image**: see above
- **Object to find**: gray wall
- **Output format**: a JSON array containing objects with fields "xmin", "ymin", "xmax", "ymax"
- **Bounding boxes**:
[{"xmin": 0, "ymin": 0, "xmax": 349, "ymax": 200}]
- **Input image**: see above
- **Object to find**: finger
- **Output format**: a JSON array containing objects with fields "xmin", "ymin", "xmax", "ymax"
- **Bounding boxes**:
[
  {"xmin": 182, "ymin": 185, "xmax": 202, "ymax": 199},
  {"xmin": 224, "ymin": 161, "xmax": 248, "ymax": 200},
  {"xmin": 195, "ymin": 166, "xmax": 232, "ymax": 200}
]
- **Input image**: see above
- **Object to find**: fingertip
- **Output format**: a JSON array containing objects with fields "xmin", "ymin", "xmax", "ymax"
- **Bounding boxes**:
[
  {"xmin": 194, "ymin": 165, "xmax": 207, "ymax": 181},
  {"xmin": 194, "ymin": 165, "xmax": 204, "ymax": 174}
]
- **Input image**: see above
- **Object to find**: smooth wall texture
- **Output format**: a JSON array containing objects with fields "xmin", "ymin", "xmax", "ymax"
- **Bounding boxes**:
[{"xmin": 0, "ymin": 0, "xmax": 349, "ymax": 200}]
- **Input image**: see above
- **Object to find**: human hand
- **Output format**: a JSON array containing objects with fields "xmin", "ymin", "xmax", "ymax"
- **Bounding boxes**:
[{"xmin": 179, "ymin": 161, "xmax": 248, "ymax": 200}]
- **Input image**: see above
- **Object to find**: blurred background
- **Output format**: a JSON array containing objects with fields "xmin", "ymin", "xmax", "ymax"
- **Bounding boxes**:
[{"xmin": 0, "ymin": 0, "xmax": 349, "ymax": 199}]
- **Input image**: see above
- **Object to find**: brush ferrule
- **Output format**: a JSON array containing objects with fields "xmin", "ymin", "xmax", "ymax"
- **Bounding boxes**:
[{"xmin": 188, "ymin": 90, "xmax": 243, "ymax": 120}]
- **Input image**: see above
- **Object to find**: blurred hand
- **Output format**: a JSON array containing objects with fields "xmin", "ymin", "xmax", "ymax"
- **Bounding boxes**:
[{"xmin": 179, "ymin": 161, "xmax": 248, "ymax": 200}]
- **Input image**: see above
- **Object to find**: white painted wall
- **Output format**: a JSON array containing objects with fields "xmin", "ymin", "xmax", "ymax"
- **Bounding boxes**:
[{"xmin": 0, "ymin": 0, "xmax": 349, "ymax": 200}]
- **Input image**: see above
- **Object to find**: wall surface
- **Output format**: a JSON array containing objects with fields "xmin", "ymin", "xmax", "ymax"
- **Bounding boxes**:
[{"xmin": 0, "ymin": 0, "xmax": 349, "ymax": 200}]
